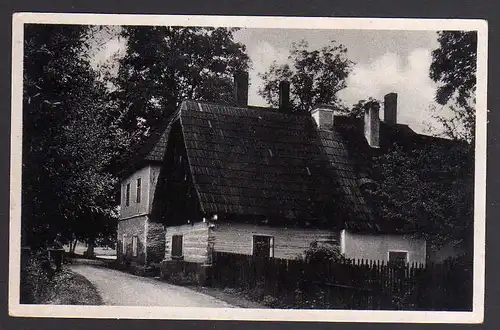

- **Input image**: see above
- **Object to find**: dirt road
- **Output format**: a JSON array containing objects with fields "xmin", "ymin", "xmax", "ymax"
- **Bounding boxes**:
[{"xmin": 69, "ymin": 264, "xmax": 235, "ymax": 307}]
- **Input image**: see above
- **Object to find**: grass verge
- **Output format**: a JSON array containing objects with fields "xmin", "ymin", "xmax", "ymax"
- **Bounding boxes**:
[
  {"xmin": 187, "ymin": 286, "xmax": 269, "ymax": 309},
  {"xmin": 41, "ymin": 268, "xmax": 103, "ymax": 305}
]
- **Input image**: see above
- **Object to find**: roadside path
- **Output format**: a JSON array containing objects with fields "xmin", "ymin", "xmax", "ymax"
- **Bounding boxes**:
[{"xmin": 69, "ymin": 264, "xmax": 235, "ymax": 307}]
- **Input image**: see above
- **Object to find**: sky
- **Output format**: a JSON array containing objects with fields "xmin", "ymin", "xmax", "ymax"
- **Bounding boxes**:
[
  {"xmin": 233, "ymin": 28, "xmax": 443, "ymax": 135},
  {"xmin": 93, "ymin": 27, "xmax": 446, "ymax": 135}
]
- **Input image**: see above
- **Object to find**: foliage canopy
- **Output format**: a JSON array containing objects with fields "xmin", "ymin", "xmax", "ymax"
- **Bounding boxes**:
[
  {"xmin": 258, "ymin": 40, "xmax": 353, "ymax": 112},
  {"xmin": 430, "ymin": 31, "xmax": 477, "ymax": 142},
  {"xmin": 23, "ymin": 25, "xmax": 125, "ymax": 247}
]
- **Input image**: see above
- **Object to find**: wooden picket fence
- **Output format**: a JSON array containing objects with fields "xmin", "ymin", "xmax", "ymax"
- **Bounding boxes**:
[{"xmin": 211, "ymin": 252, "xmax": 472, "ymax": 310}]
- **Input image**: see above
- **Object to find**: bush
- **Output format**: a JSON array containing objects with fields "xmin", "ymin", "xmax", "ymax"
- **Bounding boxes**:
[
  {"xmin": 302, "ymin": 241, "xmax": 344, "ymax": 264},
  {"xmin": 159, "ymin": 260, "xmax": 201, "ymax": 285},
  {"xmin": 20, "ymin": 250, "xmax": 54, "ymax": 304},
  {"xmin": 262, "ymin": 295, "xmax": 279, "ymax": 307}
]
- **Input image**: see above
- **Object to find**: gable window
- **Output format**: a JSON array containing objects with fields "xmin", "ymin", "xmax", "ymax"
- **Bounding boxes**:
[
  {"xmin": 171, "ymin": 235, "xmax": 183, "ymax": 259},
  {"xmin": 388, "ymin": 251, "xmax": 408, "ymax": 266},
  {"xmin": 132, "ymin": 235, "xmax": 138, "ymax": 257},
  {"xmin": 125, "ymin": 183, "xmax": 130, "ymax": 207},
  {"xmin": 136, "ymin": 178, "xmax": 142, "ymax": 203},
  {"xmin": 252, "ymin": 235, "xmax": 274, "ymax": 258}
]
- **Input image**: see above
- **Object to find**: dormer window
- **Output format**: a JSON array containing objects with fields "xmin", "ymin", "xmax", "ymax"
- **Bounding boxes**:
[{"xmin": 136, "ymin": 178, "xmax": 141, "ymax": 203}]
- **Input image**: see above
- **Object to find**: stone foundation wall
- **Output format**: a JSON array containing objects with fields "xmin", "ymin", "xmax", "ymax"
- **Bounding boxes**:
[
  {"xmin": 146, "ymin": 220, "xmax": 166, "ymax": 264},
  {"xmin": 117, "ymin": 215, "xmax": 147, "ymax": 265}
]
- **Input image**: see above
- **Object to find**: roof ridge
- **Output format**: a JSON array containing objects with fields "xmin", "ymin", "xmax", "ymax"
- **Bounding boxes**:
[{"xmin": 182, "ymin": 99, "xmax": 312, "ymax": 117}]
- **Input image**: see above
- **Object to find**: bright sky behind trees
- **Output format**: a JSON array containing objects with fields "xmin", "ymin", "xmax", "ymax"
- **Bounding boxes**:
[{"xmin": 93, "ymin": 27, "xmax": 450, "ymax": 135}]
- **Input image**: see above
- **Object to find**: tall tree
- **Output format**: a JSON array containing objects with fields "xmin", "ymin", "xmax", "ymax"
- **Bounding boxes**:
[
  {"xmin": 364, "ymin": 31, "xmax": 478, "ymax": 260},
  {"xmin": 258, "ymin": 40, "xmax": 353, "ymax": 112},
  {"xmin": 112, "ymin": 26, "xmax": 250, "ymax": 141},
  {"xmin": 350, "ymin": 97, "xmax": 379, "ymax": 119},
  {"xmin": 23, "ymin": 24, "xmax": 125, "ymax": 248},
  {"xmin": 366, "ymin": 143, "xmax": 474, "ymax": 254},
  {"xmin": 430, "ymin": 31, "xmax": 477, "ymax": 142}
]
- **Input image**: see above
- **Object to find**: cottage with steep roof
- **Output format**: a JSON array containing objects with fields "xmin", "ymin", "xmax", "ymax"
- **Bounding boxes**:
[{"xmin": 117, "ymin": 73, "xmax": 436, "ymax": 275}]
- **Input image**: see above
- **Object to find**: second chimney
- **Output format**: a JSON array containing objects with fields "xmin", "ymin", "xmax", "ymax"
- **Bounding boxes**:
[
  {"xmin": 311, "ymin": 106, "xmax": 335, "ymax": 130},
  {"xmin": 279, "ymin": 81, "xmax": 291, "ymax": 112},
  {"xmin": 234, "ymin": 71, "xmax": 249, "ymax": 107},
  {"xmin": 384, "ymin": 92, "xmax": 398, "ymax": 125},
  {"xmin": 364, "ymin": 100, "xmax": 380, "ymax": 148}
]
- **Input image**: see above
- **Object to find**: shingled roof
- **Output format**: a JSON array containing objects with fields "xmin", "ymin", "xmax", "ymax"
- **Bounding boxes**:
[
  {"xmin": 151, "ymin": 100, "xmax": 375, "ymax": 230},
  {"xmin": 334, "ymin": 116, "xmax": 455, "ymax": 155},
  {"xmin": 120, "ymin": 108, "xmax": 180, "ymax": 178},
  {"xmin": 124, "ymin": 99, "xmax": 455, "ymax": 232}
]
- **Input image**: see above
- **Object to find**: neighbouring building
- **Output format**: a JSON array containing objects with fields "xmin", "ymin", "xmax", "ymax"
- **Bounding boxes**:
[{"xmin": 117, "ymin": 72, "xmax": 467, "ymax": 277}]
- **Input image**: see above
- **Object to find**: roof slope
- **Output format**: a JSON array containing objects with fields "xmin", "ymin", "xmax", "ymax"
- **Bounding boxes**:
[
  {"xmin": 334, "ymin": 116, "xmax": 455, "ymax": 155},
  {"xmin": 178, "ymin": 100, "xmax": 374, "ymax": 228},
  {"xmin": 123, "ymin": 100, "xmax": 456, "ymax": 232},
  {"xmin": 317, "ymin": 129, "xmax": 374, "ymax": 230},
  {"xmin": 120, "ymin": 108, "xmax": 180, "ymax": 178}
]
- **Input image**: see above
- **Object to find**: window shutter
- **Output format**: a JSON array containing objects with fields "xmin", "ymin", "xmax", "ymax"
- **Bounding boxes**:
[
  {"xmin": 136, "ymin": 178, "xmax": 141, "ymax": 203},
  {"xmin": 171, "ymin": 235, "xmax": 183, "ymax": 258}
]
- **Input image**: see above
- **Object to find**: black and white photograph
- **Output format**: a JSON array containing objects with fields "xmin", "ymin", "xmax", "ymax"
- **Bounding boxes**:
[{"xmin": 9, "ymin": 14, "xmax": 487, "ymax": 323}]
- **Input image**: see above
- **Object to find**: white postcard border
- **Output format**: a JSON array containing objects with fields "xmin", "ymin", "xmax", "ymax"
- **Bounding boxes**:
[{"xmin": 9, "ymin": 13, "xmax": 488, "ymax": 323}]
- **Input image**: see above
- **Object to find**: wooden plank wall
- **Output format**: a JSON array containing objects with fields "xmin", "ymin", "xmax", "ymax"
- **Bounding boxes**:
[
  {"xmin": 211, "ymin": 223, "xmax": 339, "ymax": 260},
  {"xmin": 165, "ymin": 222, "xmax": 210, "ymax": 263}
]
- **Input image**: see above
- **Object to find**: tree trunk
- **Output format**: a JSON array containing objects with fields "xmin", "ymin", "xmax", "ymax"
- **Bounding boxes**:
[
  {"xmin": 86, "ymin": 238, "xmax": 95, "ymax": 258},
  {"xmin": 70, "ymin": 239, "xmax": 78, "ymax": 254}
]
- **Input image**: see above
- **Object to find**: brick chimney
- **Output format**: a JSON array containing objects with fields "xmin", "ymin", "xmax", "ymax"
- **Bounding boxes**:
[
  {"xmin": 311, "ymin": 106, "xmax": 335, "ymax": 130},
  {"xmin": 234, "ymin": 71, "xmax": 249, "ymax": 107},
  {"xmin": 364, "ymin": 100, "xmax": 380, "ymax": 148},
  {"xmin": 279, "ymin": 81, "xmax": 291, "ymax": 112},
  {"xmin": 384, "ymin": 92, "xmax": 398, "ymax": 125}
]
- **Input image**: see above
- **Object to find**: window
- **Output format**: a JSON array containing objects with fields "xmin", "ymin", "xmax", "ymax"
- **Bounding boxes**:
[
  {"xmin": 132, "ymin": 235, "xmax": 138, "ymax": 257},
  {"xmin": 136, "ymin": 178, "xmax": 141, "ymax": 203},
  {"xmin": 252, "ymin": 235, "xmax": 274, "ymax": 258},
  {"xmin": 125, "ymin": 183, "xmax": 130, "ymax": 206},
  {"xmin": 388, "ymin": 251, "xmax": 408, "ymax": 266},
  {"xmin": 171, "ymin": 235, "xmax": 183, "ymax": 259},
  {"xmin": 122, "ymin": 234, "xmax": 126, "ymax": 254}
]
